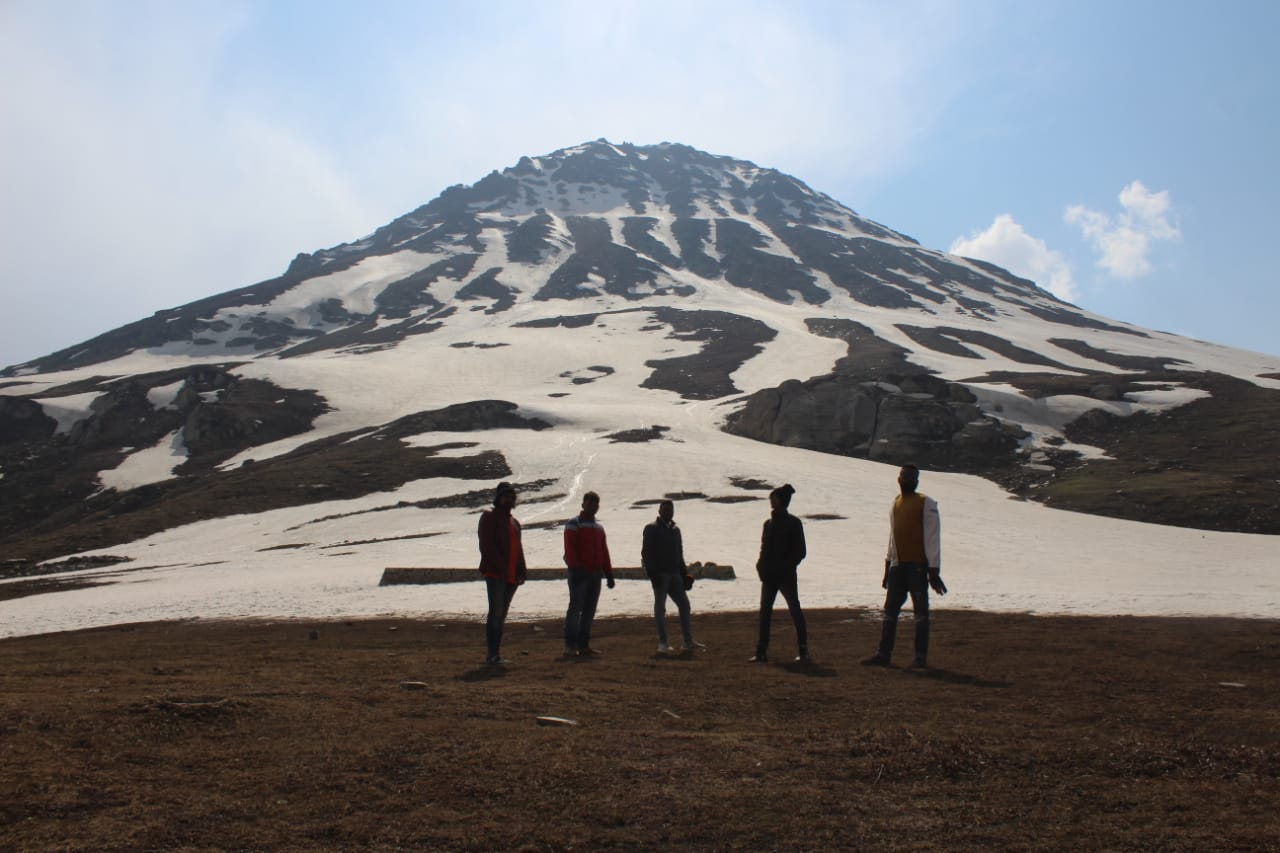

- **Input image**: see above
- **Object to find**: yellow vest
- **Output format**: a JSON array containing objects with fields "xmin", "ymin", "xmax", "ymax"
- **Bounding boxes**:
[{"xmin": 891, "ymin": 493, "xmax": 928, "ymax": 564}]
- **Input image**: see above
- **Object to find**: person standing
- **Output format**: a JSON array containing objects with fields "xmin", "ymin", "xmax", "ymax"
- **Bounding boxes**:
[
  {"xmin": 863, "ymin": 464, "xmax": 946, "ymax": 669},
  {"xmin": 477, "ymin": 481, "xmax": 527, "ymax": 666},
  {"xmin": 750, "ymin": 484, "xmax": 809, "ymax": 663},
  {"xmin": 642, "ymin": 500, "xmax": 703, "ymax": 654},
  {"xmin": 563, "ymin": 491, "xmax": 615, "ymax": 657}
]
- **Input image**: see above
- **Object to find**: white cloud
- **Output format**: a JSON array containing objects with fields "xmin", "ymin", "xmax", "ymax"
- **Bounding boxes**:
[
  {"xmin": 950, "ymin": 214, "xmax": 1078, "ymax": 301},
  {"xmin": 1065, "ymin": 181, "xmax": 1180, "ymax": 279}
]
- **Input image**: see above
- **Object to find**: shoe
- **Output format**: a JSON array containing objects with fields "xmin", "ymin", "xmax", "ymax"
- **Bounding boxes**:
[
  {"xmin": 579, "ymin": 647, "xmax": 602, "ymax": 657},
  {"xmin": 563, "ymin": 645, "xmax": 577, "ymax": 658},
  {"xmin": 908, "ymin": 658, "xmax": 929, "ymax": 669},
  {"xmin": 657, "ymin": 642, "xmax": 671, "ymax": 653},
  {"xmin": 861, "ymin": 653, "xmax": 891, "ymax": 667},
  {"xmin": 486, "ymin": 656, "xmax": 511, "ymax": 666},
  {"xmin": 794, "ymin": 653, "xmax": 812, "ymax": 663},
  {"xmin": 683, "ymin": 640, "xmax": 706, "ymax": 651},
  {"xmin": 748, "ymin": 653, "xmax": 769, "ymax": 663}
]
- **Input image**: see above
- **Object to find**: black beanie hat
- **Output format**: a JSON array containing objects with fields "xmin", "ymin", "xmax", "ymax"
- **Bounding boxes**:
[
  {"xmin": 770, "ymin": 483, "xmax": 796, "ymax": 506},
  {"xmin": 494, "ymin": 482, "xmax": 516, "ymax": 505}
]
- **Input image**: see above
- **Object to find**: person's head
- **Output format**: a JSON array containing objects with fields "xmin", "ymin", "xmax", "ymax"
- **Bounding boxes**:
[
  {"xmin": 581, "ymin": 491, "xmax": 600, "ymax": 517},
  {"xmin": 898, "ymin": 465, "xmax": 920, "ymax": 495},
  {"xmin": 657, "ymin": 499, "xmax": 674, "ymax": 522},
  {"xmin": 494, "ymin": 481, "xmax": 517, "ymax": 509},
  {"xmin": 769, "ymin": 483, "xmax": 795, "ymax": 512}
]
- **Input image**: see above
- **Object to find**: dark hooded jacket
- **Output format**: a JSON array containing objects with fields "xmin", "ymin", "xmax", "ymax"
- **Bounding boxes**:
[
  {"xmin": 478, "ymin": 505, "xmax": 527, "ymax": 585},
  {"xmin": 642, "ymin": 517, "xmax": 686, "ymax": 578},
  {"xmin": 756, "ymin": 510, "xmax": 806, "ymax": 583}
]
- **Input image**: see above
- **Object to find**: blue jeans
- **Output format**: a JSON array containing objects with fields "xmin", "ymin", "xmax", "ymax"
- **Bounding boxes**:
[
  {"xmin": 652, "ymin": 574, "xmax": 693, "ymax": 646},
  {"xmin": 756, "ymin": 572, "xmax": 807, "ymax": 656},
  {"xmin": 564, "ymin": 568, "xmax": 602, "ymax": 650},
  {"xmin": 877, "ymin": 563, "xmax": 930, "ymax": 662},
  {"xmin": 485, "ymin": 577, "xmax": 518, "ymax": 659}
]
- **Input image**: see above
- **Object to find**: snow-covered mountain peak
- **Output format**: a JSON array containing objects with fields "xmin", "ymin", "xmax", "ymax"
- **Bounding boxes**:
[{"xmin": 2, "ymin": 139, "xmax": 1277, "ymax": 605}]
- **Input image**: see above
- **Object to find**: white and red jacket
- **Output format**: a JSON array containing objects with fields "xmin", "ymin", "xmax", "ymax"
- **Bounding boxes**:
[{"xmin": 564, "ymin": 514, "xmax": 613, "ymax": 577}]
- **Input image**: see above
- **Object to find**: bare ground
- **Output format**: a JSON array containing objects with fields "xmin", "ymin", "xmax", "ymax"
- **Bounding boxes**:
[{"xmin": 1, "ymin": 608, "xmax": 1277, "ymax": 851}]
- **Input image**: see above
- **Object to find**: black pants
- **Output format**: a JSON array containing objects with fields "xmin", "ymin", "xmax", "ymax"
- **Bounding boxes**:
[
  {"xmin": 485, "ymin": 577, "xmax": 518, "ymax": 658},
  {"xmin": 756, "ymin": 572, "xmax": 807, "ymax": 655},
  {"xmin": 877, "ymin": 563, "xmax": 930, "ymax": 662},
  {"xmin": 564, "ymin": 568, "xmax": 603, "ymax": 650}
]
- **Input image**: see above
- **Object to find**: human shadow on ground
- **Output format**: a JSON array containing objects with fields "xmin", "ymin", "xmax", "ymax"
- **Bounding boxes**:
[
  {"xmin": 780, "ymin": 659, "xmax": 837, "ymax": 678},
  {"xmin": 905, "ymin": 667, "xmax": 1011, "ymax": 689},
  {"xmin": 651, "ymin": 650, "xmax": 704, "ymax": 662},
  {"xmin": 459, "ymin": 665, "xmax": 511, "ymax": 683}
]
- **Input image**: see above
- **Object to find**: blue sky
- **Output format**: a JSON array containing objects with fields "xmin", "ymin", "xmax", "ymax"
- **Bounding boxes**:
[{"xmin": 2, "ymin": 0, "xmax": 1276, "ymax": 369}]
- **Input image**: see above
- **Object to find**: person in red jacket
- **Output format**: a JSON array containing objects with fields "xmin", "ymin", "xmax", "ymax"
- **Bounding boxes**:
[
  {"xmin": 477, "ymin": 482, "xmax": 527, "ymax": 665},
  {"xmin": 562, "ymin": 491, "xmax": 615, "ymax": 657}
]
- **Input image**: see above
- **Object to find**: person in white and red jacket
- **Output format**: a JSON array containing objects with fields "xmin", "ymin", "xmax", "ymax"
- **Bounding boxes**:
[{"xmin": 562, "ymin": 491, "xmax": 615, "ymax": 657}]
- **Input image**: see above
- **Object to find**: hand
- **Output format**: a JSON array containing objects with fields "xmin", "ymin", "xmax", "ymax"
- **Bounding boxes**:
[
  {"xmin": 929, "ymin": 573, "xmax": 948, "ymax": 595},
  {"xmin": 606, "ymin": 576, "xmax": 616, "ymax": 590}
]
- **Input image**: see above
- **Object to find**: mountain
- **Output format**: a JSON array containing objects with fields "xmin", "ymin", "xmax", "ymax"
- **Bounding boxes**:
[{"xmin": 1, "ymin": 139, "xmax": 1278, "ymax": 572}]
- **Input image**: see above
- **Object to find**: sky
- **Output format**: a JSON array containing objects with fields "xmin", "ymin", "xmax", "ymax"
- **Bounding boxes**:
[{"xmin": 2, "ymin": 0, "xmax": 1277, "ymax": 369}]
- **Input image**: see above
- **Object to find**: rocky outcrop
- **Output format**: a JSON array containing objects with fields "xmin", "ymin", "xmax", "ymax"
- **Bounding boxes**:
[
  {"xmin": 724, "ymin": 317, "xmax": 1028, "ymax": 472},
  {"xmin": 725, "ymin": 373, "xmax": 1026, "ymax": 472},
  {"xmin": 0, "ymin": 395, "xmax": 57, "ymax": 445}
]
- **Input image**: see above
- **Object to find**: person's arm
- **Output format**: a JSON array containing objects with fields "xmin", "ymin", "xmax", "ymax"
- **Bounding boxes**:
[
  {"xmin": 923, "ymin": 497, "xmax": 941, "ymax": 573},
  {"xmin": 602, "ymin": 528, "xmax": 615, "ymax": 588},
  {"xmin": 477, "ymin": 511, "xmax": 496, "ymax": 573},
  {"xmin": 790, "ymin": 517, "xmax": 807, "ymax": 567},
  {"xmin": 641, "ymin": 524, "xmax": 656, "ymax": 578},
  {"xmin": 756, "ymin": 520, "xmax": 769, "ymax": 573},
  {"xmin": 885, "ymin": 504, "xmax": 898, "ymax": 566},
  {"xmin": 512, "ymin": 518, "xmax": 527, "ymax": 583},
  {"xmin": 923, "ymin": 497, "xmax": 946, "ymax": 594},
  {"xmin": 563, "ymin": 522, "xmax": 578, "ymax": 569}
]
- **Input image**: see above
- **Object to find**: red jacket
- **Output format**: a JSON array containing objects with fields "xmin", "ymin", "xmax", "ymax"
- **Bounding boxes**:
[
  {"xmin": 478, "ymin": 507, "xmax": 526, "ymax": 585},
  {"xmin": 563, "ymin": 514, "xmax": 612, "ymax": 576}
]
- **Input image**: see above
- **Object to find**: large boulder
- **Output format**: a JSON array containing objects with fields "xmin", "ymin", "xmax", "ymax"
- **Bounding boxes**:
[
  {"xmin": 0, "ymin": 396, "xmax": 57, "ymax": 445},
  {"xmin": 726, "ymin": 371, "xmax": 1026, "ymax": 473}
]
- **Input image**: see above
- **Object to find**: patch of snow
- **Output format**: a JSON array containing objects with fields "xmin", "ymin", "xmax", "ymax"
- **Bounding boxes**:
[
  {"xmin": 147, "ymin": 379, "xmax": 185, "ymax": 410},
  {"xmin": 34, "ymin": 392, "xmax": 101, "ymax": 435},
  {"xmin": 97, "ymin": 430, "xmax": 188, "ymax": 492}
]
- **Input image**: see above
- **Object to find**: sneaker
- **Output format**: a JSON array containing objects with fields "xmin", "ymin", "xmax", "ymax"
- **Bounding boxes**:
[
  {"xmin": 794, "ymin": 653, "xmax": 812, "ymax": 663},
  {"xmin": 486, "ymin": 656, "xmax": 511, "ymax": 666},
  {"xmin": 579, "ymin": 646, "xmax": 602, "ymax": 657},
  {"xmin": 563, "ymin": 645, "xmax": 577, "ymax": 658},
  {"xmin": 748, "ymin": 653, "xmax": 769, "ymax": 663},
  {"xmin": 657, "ymin": 642, "xmax": 672, "ymax": 654},
  {"xmin": 683, "ymin": 640, "xmax": 707, "ymax": 651},
  {"xmin": 861, "ymin": 653, "xmax": 891, "ymax": 667}
]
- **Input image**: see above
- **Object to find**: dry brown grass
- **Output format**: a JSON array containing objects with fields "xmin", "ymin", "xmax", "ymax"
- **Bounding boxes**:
[{"xmin": 2, "ymin": 609, "xmax": 1277, "ymax": 851}]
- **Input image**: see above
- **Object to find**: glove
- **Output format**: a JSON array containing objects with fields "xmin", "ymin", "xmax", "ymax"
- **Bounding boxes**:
[
  {"xmin": 928, "ymin": 570, "xmax": 947, "ymax": 596},
  {"xmin": 606, "ymin": 576, "xmax": 616, "ymax": 590}
]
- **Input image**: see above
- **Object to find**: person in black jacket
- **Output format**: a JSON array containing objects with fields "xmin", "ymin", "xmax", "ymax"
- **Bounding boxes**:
[
  {"xmin": 750, "ymin": 484, "xmax": 809, "ymax": 663},
  {"xmin": 641, "ymin": 500, "xmax": 703, "ymax": 654}
]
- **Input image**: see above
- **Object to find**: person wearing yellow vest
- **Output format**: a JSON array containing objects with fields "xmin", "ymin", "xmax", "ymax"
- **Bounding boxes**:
[
  {"xmin": 863, "ymin": 465, "xmax": 946, "ymax": 668},
  {"xmin": 478, "ymin": 481, "xmax": 527, "ymax": 666}
]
